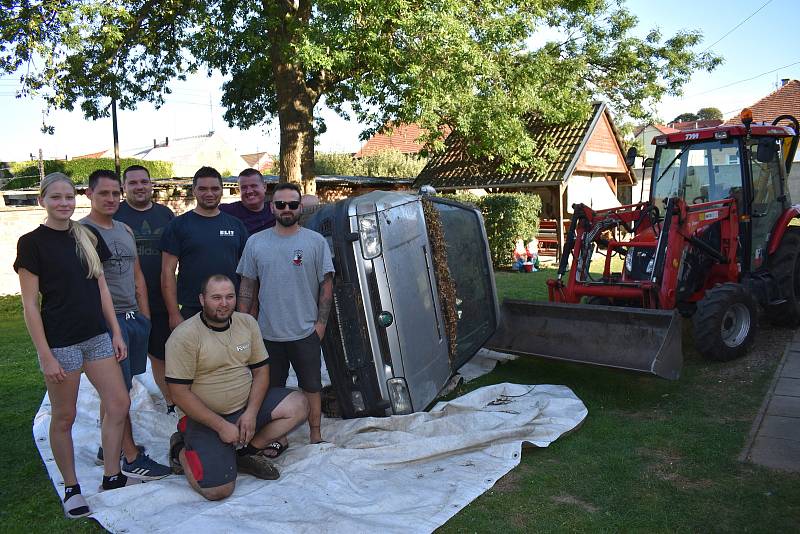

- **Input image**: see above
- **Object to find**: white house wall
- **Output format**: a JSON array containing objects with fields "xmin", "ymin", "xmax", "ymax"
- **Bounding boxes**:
[{"xmin": 566, "ymin": 173, "xmax": 621, "ymax": 212}]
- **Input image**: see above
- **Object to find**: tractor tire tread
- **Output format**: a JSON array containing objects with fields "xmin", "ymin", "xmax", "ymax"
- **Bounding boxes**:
[
  {"xmin": 692, "ymin": 282, "xmax": 757, "ymax": 362},
  {"xmin": 766, "ymin": 227, "xmax": 800, "ymax": 327}
]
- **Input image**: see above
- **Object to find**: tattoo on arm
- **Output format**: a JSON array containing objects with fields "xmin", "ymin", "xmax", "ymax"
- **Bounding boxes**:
[
  {"xmin": 238, "ymin": 276, "xmax": 257, "ymax": 314},
  {"xmin": 317, "ymin": 273, "xmax": 333, "ymax": 325}
]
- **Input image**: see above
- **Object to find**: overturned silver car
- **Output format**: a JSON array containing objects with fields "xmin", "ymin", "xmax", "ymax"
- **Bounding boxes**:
[{"xmin": 307, "ymin": 191, "xmax": 499, "ymax": 418}]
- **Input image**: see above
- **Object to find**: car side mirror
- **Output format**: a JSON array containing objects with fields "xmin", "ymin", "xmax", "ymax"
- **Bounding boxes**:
[{"xmin": 756, "ymin": 138, "xmax": 778, "ymax": 163}]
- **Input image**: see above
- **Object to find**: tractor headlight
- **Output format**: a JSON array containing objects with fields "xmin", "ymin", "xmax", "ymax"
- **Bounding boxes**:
[
  {"xmin": 646, "ymin": 256, "xmax": 655, "ymax": 274},
  {"xmin": 625, "ymin": 248, "xmax": 634, "ymax": 272},
  {"xmin": 358, "ymin": 213, "xmax": 382, "ymax": 259}
]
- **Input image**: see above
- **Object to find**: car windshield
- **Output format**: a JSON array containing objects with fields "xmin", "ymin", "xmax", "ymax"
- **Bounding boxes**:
[
  {"xmin": 652, "ymin": 139, "xmax": 743, "ymax": 205},
  {"xmin": 433, "ymin": 201, "xmax": 497, "ymax": 368}
]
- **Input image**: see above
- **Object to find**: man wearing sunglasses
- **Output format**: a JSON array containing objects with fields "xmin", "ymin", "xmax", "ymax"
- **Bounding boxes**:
[{"xmin": 236, "ymin": 182, "xmax": 334, "ymax": 450}]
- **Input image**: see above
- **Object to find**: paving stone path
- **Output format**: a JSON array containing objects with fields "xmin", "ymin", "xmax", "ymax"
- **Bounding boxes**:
[{"xmin": 741, "ymin": 330, "xmax": 800, "ymax": 472}]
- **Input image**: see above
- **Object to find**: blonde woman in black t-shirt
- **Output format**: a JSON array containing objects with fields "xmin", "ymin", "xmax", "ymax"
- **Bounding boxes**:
[{"xmin": 14, "ymin": 173, "xmax": 140, "ymax": 519}]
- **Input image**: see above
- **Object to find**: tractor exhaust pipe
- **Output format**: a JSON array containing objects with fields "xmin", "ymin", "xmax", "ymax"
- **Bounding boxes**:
[{"xmin": 485, "ymin": 300, "xmax": 683, "ymax": 380}]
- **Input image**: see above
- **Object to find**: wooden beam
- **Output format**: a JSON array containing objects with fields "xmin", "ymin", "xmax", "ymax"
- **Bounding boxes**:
[{"xmin": 556, "ymin": 183, "xmax": 565, "ymax": 262}]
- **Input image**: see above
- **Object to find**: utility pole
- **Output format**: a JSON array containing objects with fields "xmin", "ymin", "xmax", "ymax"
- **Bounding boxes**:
[
  {"xmin": 111, "ymin": 97, "xmax": 121, "ymax": 178},
  {"xmin": 209, "ymin": 93, "xmax": 214, "ymax": 133},
  {"xmin": 38, "ymin": 148, "xmax": 44, "ymax": 182}
]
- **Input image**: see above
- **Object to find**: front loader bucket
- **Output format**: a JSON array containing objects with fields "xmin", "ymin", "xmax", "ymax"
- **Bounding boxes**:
[{"xmin": 485, "ymin": 300, "xmax": 683, "ymax": 380}]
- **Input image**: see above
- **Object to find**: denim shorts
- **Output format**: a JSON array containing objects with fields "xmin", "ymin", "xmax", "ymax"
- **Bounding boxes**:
[
  {"xmin": 117, "ymin": 311, "xmax": 151, "ymax": 390},
  {"xmin": 48, "ymin": 333, "xmax": 114, "ymax": 373}
]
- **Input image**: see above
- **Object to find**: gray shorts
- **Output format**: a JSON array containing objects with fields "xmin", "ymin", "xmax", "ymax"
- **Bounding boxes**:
[
  {"xmin": 48, "ymin": 333, "xmax": 114, "ymax": 373},
  {"xmin": 179, "ymin": 387, "xmax": 293, "ymax": 489}
]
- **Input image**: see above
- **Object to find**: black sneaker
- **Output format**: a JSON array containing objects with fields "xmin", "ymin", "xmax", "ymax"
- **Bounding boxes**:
[
  {"xmin": 95, "ymin": 444, "xmax": 145, "ymax": 466},
  {"xmin": 121, "ymin": 452, "xmax": 171, "ymax": 480},
  {"xmin": 236, "ymin": 453, "xmax": 280, "ymax": 480}
]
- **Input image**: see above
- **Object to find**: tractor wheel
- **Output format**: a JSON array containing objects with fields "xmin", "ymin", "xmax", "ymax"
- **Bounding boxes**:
[
  {"xmin": 766, "ymin": 227, "xmax": 800, "ymax": 326},
  {"xmin": 692, "ymin": 283, "xmax": 758, "ymax": 362}
]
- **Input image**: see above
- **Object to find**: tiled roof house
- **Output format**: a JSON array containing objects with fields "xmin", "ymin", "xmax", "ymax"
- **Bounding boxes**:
[
  {"xmin": 724, "ymin": 79, "xmax": 800, "ymax": 126},
  {"xmin": 355, "ymin": 123, "xmax": 440, "ymax": 158},
  {"xmin": 414, "ymin": 102, "xmax": 634, "ymax": 256}
]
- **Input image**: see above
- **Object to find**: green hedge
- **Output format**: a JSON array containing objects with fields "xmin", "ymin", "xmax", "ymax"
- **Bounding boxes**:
[
  {"xmin": 2, "ymin": 158, "xmax": 173, "ymax": 189},
  {"xmin": 438, "ymin": 192, "xmax": 542, "ymax": 267},
  {"xmin": 311, "ymin": 149, "xmax": 427, "ymax": 178}
]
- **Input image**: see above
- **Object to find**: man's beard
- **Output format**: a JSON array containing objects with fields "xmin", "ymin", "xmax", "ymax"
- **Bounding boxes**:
[
  {"xmin": 203, "ymin": 305, "xmax": 233, "ymax": 324},
  {"xmin": 277, "ymin": 212, "xmax": 300, "ymax": 227}
]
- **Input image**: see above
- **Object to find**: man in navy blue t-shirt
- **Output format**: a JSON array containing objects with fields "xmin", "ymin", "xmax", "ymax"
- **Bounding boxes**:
[
  {"xmin": 115, "ymin": 164, "xmax": 176, "ymax": 412},
  {"xmin": 219, "ymin": 168, "xmax": 276, "ymax": 234},
  {"xmin": 160, "ymin": 166, "xmax": 248, "ymax": 331}
]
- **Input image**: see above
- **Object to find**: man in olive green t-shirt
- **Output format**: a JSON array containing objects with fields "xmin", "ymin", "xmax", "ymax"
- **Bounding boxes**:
[{"xmin": 166, "ymin": 274, "xmax": 309, "ymax": 501}]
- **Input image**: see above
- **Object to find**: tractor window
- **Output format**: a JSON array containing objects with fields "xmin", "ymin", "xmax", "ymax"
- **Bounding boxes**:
[
  {"xmin": 749, "ymin": 138, "xmax": 785, "ymax": 268},
  {"xmin": 750, "ymin": 139, "xmax": 783, "ymax": 214},
  {"xmin": 652, "ymin": 141, "xmax": 742, "ymax": 205}
]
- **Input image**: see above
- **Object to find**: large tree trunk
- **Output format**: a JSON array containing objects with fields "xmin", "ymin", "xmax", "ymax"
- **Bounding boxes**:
[
  {"xmin": 276, "ymin": 77, "xmax": 314, "ymax": 190},
  {"xmin": 301, "ymin": 122, "xmax": 316, "ymax": 195},
  {"xmin": 270, "ymin": 1, "xmax": 317, "ymax": 194}
]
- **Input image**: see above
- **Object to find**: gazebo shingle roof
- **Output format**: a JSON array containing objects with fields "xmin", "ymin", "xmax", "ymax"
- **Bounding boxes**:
[{"xmin": 414, "ymin": 103, "xmax": 606, "ymax": 189}]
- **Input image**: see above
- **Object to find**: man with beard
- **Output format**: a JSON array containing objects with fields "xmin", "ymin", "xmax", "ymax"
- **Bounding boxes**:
[
  {"xmin": 114, "ymin": 165, "xmax": 176, "ymax": 412},
  {"xmin": 219, "ymin": 168, "xmax": 276, "ymax": 234},
  {"xmin": 160, "ymin": 167, "xmax": 248, "ymax": 331},
  {"xmin": 167, "ymin": 274, "xmax": 309, "ymax": 500},
  {"xmin": 237, "ymin": 182, "xmax": 334, "ymax": 450}
]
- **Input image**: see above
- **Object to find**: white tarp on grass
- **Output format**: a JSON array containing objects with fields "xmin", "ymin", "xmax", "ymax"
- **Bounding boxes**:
[{"xmin": 33, "ymin": 354, "xmax": 587, "ymax": 533}]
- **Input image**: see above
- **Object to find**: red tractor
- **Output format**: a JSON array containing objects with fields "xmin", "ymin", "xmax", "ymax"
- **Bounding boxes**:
[{"xmin": 487, "ymin": 111, "xmax": 799, "ymax": 379}]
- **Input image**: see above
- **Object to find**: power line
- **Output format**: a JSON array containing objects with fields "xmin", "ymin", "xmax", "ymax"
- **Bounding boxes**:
[
  {"xmin": 701, "ymin": 0, "xmax": 773, "ymax": 52},
  {"xmin": 687, "ymin": 59, "xmax": 800, "ymax": 98}
]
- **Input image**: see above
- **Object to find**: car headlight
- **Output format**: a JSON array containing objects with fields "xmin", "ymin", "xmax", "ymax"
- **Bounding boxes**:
[
  {"xmin": 387, "ymin": 378, "xmax": 413, "ymax": 415},
  {"xmin": 358, "ymin": 212, "xmax": 382, "ymax": 259},
  {"xmin": 350, "ymin": 391, "xmax": 366, "ymax": 413}
]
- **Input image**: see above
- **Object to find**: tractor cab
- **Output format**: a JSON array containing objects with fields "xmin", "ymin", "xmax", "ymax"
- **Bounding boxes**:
[{"xmin": 650, "ymin": 117, "xmax": 796, "ymax": 270}]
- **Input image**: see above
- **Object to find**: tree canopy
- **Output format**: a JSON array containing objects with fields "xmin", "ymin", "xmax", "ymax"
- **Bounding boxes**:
[
  {"xmin": 697, "ymin": 107, "xmax": 723, "ymax": 120},
  {"xmin": 672, "ymin": 107, "xmax": 723, "ymax": 123},
  {"xmin": 1, "ymin": 1, "xmax": 720, "ymax": 189},
  {"xmin": 672, "ymin": 112, "xmax": 700, "ymax": 123}
]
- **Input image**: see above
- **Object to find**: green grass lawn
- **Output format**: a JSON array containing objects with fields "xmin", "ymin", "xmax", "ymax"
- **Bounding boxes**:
[{"xmin": 2, "ymin": 260, "xmax": 800, "ymax": 532}]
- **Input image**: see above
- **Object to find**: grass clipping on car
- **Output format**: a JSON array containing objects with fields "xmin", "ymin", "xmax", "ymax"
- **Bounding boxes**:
[{"xmin": 422, "ymin": 198, "xmax": 458, "ymax": 364}]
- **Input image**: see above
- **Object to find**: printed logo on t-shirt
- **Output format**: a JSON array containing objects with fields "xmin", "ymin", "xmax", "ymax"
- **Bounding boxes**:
[
  {"xmin": 235, "ymin": 342, "xmax": 250, "ymax": 352},
  {"xmin": 219, "ymin": 230, "xmax": 235, "ymax": 237},
  {"xmin": 292, "ymin": 249, "xmax": 303, "ymax": 266}
]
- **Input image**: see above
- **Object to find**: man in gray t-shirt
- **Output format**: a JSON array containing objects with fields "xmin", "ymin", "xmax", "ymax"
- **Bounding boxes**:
[
  {"xmin": 82, "ymin": 169, "xmax": 170, "ymax": 481},
  {"xmin": 237, "ymin": 182, "xmax": 334, "ymax": 449}
]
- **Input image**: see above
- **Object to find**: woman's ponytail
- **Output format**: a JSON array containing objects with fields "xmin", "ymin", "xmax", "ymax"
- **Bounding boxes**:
[
  {"xmin": 40, "ymin": 172, "xmax": 103, "ymax": 279},
  {"xmin": 68, "ymin": 221, "xmax": 103, "ymax": 279}
]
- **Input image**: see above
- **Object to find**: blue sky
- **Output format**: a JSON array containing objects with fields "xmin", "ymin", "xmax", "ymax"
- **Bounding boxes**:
[{"xmin": 0, "ymin": 0, "xmax": 797, "ymax": 163}]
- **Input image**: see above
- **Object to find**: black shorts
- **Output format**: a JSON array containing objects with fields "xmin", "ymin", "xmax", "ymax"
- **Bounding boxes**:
[
  {"xmin": 147, "ymin": 312, "xmax": 171, "ymax": 360},
  {"xmin": 264, "ymin": 332, "xmax": 323, "ymax": 393},
  {"xmin": 177, "ymin": 387, "xmax": 293, "ymax": 489}
]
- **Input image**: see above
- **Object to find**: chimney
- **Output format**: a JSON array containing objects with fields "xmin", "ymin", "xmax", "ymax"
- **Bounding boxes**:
[
  {"xmin": 781, "ymin": 78, "xmax": 790, "ymax": 87},
  {"xmin": 165, "ymin": 136, "xmax": 169, "ymax": 146}
]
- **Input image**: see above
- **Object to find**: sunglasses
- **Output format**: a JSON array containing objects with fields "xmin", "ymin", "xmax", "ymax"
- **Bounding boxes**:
[{"xmin": 273, "ymin": 200, "xmax": 301, "ymax": 210}]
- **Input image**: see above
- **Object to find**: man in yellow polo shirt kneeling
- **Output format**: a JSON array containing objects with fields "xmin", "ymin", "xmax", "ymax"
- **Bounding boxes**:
[{"xmin": 166, "ymin": 274, "xmax": 309, "ymax": 501}]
